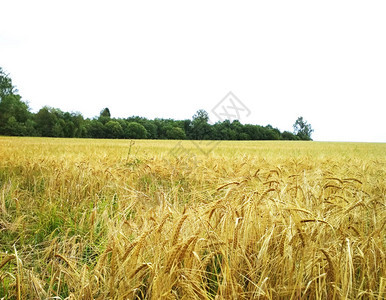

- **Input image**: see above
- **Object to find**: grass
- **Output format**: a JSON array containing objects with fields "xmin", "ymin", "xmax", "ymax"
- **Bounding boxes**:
[{"xmin": 0, "ymin": 137, "xmax": 385, "ymax": 299}]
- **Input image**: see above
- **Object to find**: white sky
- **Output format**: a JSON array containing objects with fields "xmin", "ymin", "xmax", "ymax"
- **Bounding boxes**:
[{"xmin": 1, "ymin": 0, "xmax": 385, "ymax": 142}]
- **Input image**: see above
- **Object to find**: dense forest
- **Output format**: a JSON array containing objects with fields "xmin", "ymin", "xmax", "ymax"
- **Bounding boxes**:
[{"xmin": 0, "ymin": 67, "xmax": 313, "ymax": 140}]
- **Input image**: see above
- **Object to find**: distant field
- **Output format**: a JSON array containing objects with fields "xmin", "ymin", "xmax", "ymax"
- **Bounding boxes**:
[{"xmin": 0, "ymin": 137, "xmax": 385, "ymax": 299}]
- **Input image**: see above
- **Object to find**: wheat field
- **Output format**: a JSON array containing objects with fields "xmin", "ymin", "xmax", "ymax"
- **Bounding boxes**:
[{"xmin": 0, "ymin": 137, "xmax": 385, "ymax": 299}]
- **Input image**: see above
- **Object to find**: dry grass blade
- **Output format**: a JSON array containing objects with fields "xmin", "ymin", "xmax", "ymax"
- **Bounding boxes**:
[
  {"xmin": 0, "ymin": 254, "xmax": 16, "ymax": 270},
  {"xmin": 171, "ymin": 214, "xmax": 188, "ymax": 245},
  {"xmin": 216, "ymin": 181, "xmax": 241, "ymax": 191},
  {"xmin": 320, "ymin": 248, "xmax": 336, "ymax": 283}
]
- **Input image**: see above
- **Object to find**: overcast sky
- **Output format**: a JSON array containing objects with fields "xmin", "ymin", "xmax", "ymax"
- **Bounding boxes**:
[{"xmin": 1, "ymin": 0, "xmax": 385, "ymax": 142}]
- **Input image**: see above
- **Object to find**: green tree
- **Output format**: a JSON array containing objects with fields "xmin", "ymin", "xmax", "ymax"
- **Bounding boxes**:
[
  {"xmin": 0, "ymin": 67, "xmax": 15, "ymax": 99},
  {"xmin": 282, "ymin": 131, "xmax": 299, "ymax": 140},
  {"xmin": 142, "ymin": 120, "xmax": 158, "ymax": 139},
  {"xmin": 99, "ymin": 107, "xmax": 111, "ymax": 124},
  {"xmin": 0, "ymin": 94, "xmax": 30, "ymax": 130},
  {"xmin": 61, "ymin": 112, "xmax": 85, "ymax": 137},
  {"xmin": 263, "ymin": 125, "xmax": 281, "ymax": 140},
  {"xmin": 212, "ymin": 120, "xmax": 236, "ymax": 140},
  {"xmin": 4, "ymin": 116, "xmax": 26, "ymax": 136},
  {"xmin": 192, "ymin": 109, "xmax": 209, "ymax": 123},
  {"xmin": 105, "ymin": 120, "xmax": 123, "ymax": 138},
  {"xmin": 100, "ymin": 107, "xmax": 111, "ymax": 118},
  {"xmin": 86, "ymin": 119, "xmax": 106, "ymax": 138},
  {"xmin": 52, "ymin": 121, "xmax": 64, "ymax": 137},
  {"xmin": 125, "ymin": 122, "xmax": 147, "ymax": 139},
  {"xmin": 25, "ymin": 119, "xmax": 38, "ymax": 136},
  {"xmin": 231, "ymin": 120, "xmax": 244, "ymax": 140},
  {"xmin": 63, "ymin": 120, "xmax": 75, "ymax": 137},
  {"xmin": 166, "ymin": 127, "xmax": 186, "ymax": 139},
  {"xmin": 293, "ymin": 117, "xmax": 313, "ymax": 140},
  {"xmin": 243, "ymin": 124, "xmax": 263, "ymax": 140},
  {"xmin": 191, "ymin": 109, "xmax": 212, "ymax": 139},
  {"xmin": 35, "ymin": 107, "xmax": 58, "ymax": 137},
  {"xmin": 0, "ymin": 68, "xmax": 31, "ymax": 136}
]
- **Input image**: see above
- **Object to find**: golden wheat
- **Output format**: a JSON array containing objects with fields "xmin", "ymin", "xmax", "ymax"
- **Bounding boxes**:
[{"xmin": 0, "ymin": 137, "xmax": 384, "ymax": 299}]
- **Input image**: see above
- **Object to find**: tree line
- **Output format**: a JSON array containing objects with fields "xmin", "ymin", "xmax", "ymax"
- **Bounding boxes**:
[{"xmin": 0, "ymin": 67, "xmax": 313, "ymax": 140}]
